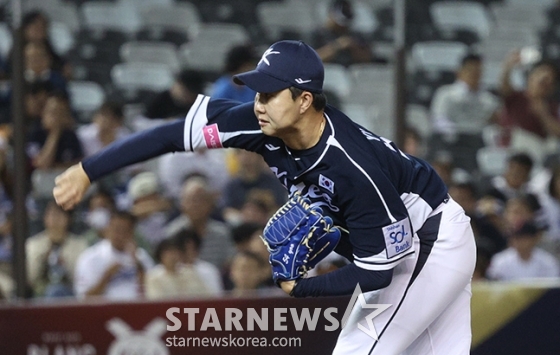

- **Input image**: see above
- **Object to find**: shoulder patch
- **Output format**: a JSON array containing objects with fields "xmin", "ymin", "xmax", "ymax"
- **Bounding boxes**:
[{"xmin": 382, "ymin": 218, "xmax": 413, "ymax": 259}]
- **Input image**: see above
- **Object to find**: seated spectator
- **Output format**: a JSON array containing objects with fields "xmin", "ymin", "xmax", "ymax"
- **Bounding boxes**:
[
  {"xmin": 177, "ymin": 228, "xmax": 223, "ymax": 295},
  {"xmin": 165, "ymin": 177, "xmax": 234, "ymax": 270},
  {"xmin": 127, "ymin": 172, "xmax": 172, "ymax": 252},
  {"xmin": 310, "ymin": 0, "xmax": 373, "ymax": 67},
  {"xmin": 144, "ymin": 70, "xmax": 205, "ymax": 119},
  {"xmin": 74, "ymin": 211, "xmax": 154, "ymax": 300},
  {"xmin": 238, "ymin": 189, "xmax": 279, "ymax": 226},
  {"xmin": 23, "ymin": 41, "xmax": 66, "ymax": 94},
  {"xmin": 26, "ymin": 201, "xmax": 87, "ymax": 297},
  {"xmin": 502, "ymin": 195, "xmax": 542, "ymax": 238},
  {"xmin": 24, "ymin": 81, "xmax": 53, "ymax": 129},
  {"xmin": 77, "ymin": 101, "xmax": 131, "ymax": 157},
  {"xmin": 229, "ymin": 251, "xmax": 271, "ymax": 297},
  {"xmin": 231, "ymin": 222, "xmax": 264, "ymax": 253},
  {"xmin": 429, "ymin": 54, "xmax": 499, "ymax": 172},
  {"xmin": 222, "ymin": 149, "xmax": 287, "ymax": 225},
  {"xmin": 212, "ymin": 44, "xmax": 257, "ymax": 103},
  {"xmin": 158, "ymin": 150, "xmax": 230, "ymax": 200},
  {"xmin": 16, "ymin": 11, "xmax": 69, "ymax": 77},
  {"xmin": 402, "ymin": 127, "xmax": 425, "ymax": 159},
  {"xmin": 26, "ymin": 92, "xmax": 83, "ymax": 171},
  {"xmin": 80, "ymin": 189, "xmax": 115, "ymax": 246},
  {"xmin": 0, "ymin": 269, "xmax": 13, "ymax": 300},
  {"xmin": 0, "ymin": 213, "xmax": 12, "ymax": 272},
  {"xmin": 484, "ymin": 152, "xmax": 534, "ymax": 204},
  {"xmin": 145, "ymin": 238, "xmax": 211, "ymax": 300},
  {"xmin": 537, "ymin": 165, "xmax": 560, "ymax": 244},
  {"xmin": 487, "ymin": 222, "xmax": 560, "ymax": 281},
  {"xmin": 499, "ymin": 52, "xmax": 559, "ymax": 142},
  {"xmin": 449, "ymin": 182, "xmax": 506, "ymax": 256}
]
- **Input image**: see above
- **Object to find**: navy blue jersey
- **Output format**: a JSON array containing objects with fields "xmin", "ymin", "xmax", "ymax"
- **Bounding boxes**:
[{"xmin": 183, "ymin": 95, "xmax": 448, "ymax": 271}]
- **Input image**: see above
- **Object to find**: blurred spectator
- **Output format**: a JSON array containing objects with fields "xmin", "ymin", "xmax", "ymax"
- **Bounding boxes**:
[
  {"xmin": 0, "ymin": 269, "xmax": 13, "ymax": 300},
  {"xmin": 212, "ymin": 44, "xmax": 257, "ymax": 103},
  {"xmin": 449, "ymin": 182, "xmax": 506, "ymax": 256},
  {"xmin": 26, "ymin": 201, "xmax": 87, "ymax": 297},
  {"xmin": 229, "ymin": 251, "xmax": 269, "ymax": 297},
  {"xmin": 0, "ymin": 213, "xmax": 12, "ymax": 271},
  {"xmin": 310, "ymin": 0, "xmax": 373, "ymax": 67},
  {"xmin": 144, "ymin": 69, "xmax": 205, "ymax": 119},
  {"xmin": 26, "ymin": 92, "xmax": 82, "ymax": 170},
  {"xmin": 500, "ymin": 53, "xmax": 559, "ymax": 141},
  {"xmin": 24, "ymin": 81, "xmax": 53, "ymax": 129},
  {"xmin": 145, "ymin": 238, "xmax": 211, "ymax": 299},
  {"xmin": 472, "ymin": 247, "xmax": 492, "ymax": 282},
  {"xmin": 24, "ymin": 41, "xmax": 66, "ymax": 94},
  {"xmin": 428, "ymin": 151, "xmax": 454, "ymax": 187},
  {"xmin": 402, "ymin": 127, "xmax": 425, "ymax": 158},
  {"xmin": 429, "ymin": 54, "xmax": 499, "ymax": 172},
  {"xmin": 231, "ymin": 222, "xmax": 264, "ymax": 253},
  {"xmin": 222, "ymin": 149, "xmax": 287, "ymax": 225},
  {"xmin": 74, "ymin": 211, "xmax": 154, "ymax": 300},
  {"xmin": 165, "ymin": 177, "xmax": 234, "ymax": 269},
  {"xmin": 18, "ymin": 11, "xmax": 69, "ymax": 77},
  {"xmin": 484, "ymin": 153, "xmax": 534, "ymax": 204},
  {"xmin": 176, "ymin": 228, "xmax": 223, "ymax": 295},
  {"xmin": 77, "ymin": 101, "xmax": 131, "ymax": 157},
  {"xmin": 487, "ymin": 222, "xmax": 560, "ymax": 281},
  {"xmin": 80, "ymin": 189, "xmax": 115, "ymax": 246},
  {"xmin": 239, "ymin": 189, "xmax": 278, "ymax": 226},
  {"xmin": 127, "ymin": 172, "xmax": 172, "ymax": 252},
  {"xmin": 502, "ymin": 195, "xmax": 542, "ymax": 237},
  {"xmin": 538, "ymin": 165, "xmax": 560, "ymax": 246},
  {"xmin": 158, "ymin": 150, "xmax": 230, "ymax": 200}
]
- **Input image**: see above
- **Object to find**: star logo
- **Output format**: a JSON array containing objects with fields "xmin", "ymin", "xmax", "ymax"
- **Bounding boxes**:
[
  {"xmin": 341, "ymin": 284, "xmax": 392, "ymax": 340},
  {"xmin": 259, "ymin": 47, "xmax": 280, "ymax": 66}
]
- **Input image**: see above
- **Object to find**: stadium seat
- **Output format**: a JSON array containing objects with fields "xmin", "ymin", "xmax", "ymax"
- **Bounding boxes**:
[
  {"xmin": 49, "ymin": 22, "xmax": 74, "ymax": 56},
  {"xmin": 256, "ymin": 1, "xmax": 319, "ymax": 42},
  {"xmin": 111, "ymin": 63, "xmax": 174, "ymax": 92},
  {"xmin": 323, "ymin": 64, "xmax": 352, "ymax": 101},
  {"xmin": 68, "ymin": 81, "xmax": 106, "ymax": 122},
  {"xmin": 82, "ymin": 2, "xmax": 141, "ymax": 34},
  {"xmin": 406, "ymin": 104, "xmax": 432, "ymax": 139},
  {"xmin": 0, "ymin": 23, "xmax": 11, "ymax": 59},
  {"xmin": 477, "ymin": 146, "xmax": 510, "ymax": 176},
  {"xmin": 139, "ymin": 3, "xmax": 201, "ymax": 37},
  {"xmin": 120, "ymin": 41, "xmax": 180, "ymax": 73},
  {"xmin": 347, "ymin": 64, "xmax": 394, "ymax": 106},
  {"xmin": 411, "ymin": 41, "xmax": 469, "ymax": 72},
  {"xmin": 179, "ymin": 23, "xmax": 250, "ymax": 74},
  {"xmin": 430, "ymin": 2, "xmax": 493, "ymax": 40}
]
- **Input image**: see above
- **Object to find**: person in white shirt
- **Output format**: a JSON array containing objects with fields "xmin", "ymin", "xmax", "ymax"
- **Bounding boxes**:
[
  {"xmin": 145, "ymin": 238, "xmax": 211, "ymax": 300},
  {"xmin": 487, "ymin": 221, "xmax": 560, "ymax": 281},
  {"xmin": 430, "ymin": 54, "xmax": 500, "ymax": 172},
  {"xmin": 77, "ymin": 102, "xmax": 131, "ymax": 158},
  {"xmin": 177, "ymin": 228, "xmax": 223, "ymax": 296},
  {"xmin": 74, "ymin": 211, "xmax": 154, "ymax": 300}
]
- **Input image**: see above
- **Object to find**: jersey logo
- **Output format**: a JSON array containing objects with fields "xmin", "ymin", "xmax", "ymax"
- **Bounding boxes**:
[
  {"xmin": 295, "ymin": 78, "xmax": 312, "ymax": 84},
  {"xmin": 318, "ymin": 174, "xmax": 335, "ymax": 194},
  {"xmin": 382, "ymin": 218, "xmax": 412, "ymax": 259},
  {"xmin": 202, "ymin": 124, "xmax": 222, "ymax": 149},
  {"xmin": 259, "ymin": 47, "xmax": 280, "ymax": 66},
  {"xmin": 265, "ymin": 143, "xmax": 281, "ymax": 151}
]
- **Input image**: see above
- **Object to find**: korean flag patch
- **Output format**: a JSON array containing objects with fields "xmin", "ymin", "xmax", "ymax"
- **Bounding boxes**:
[{"xmin": 318, "ymin": 174, "xmax": 335, "ymax": 194}]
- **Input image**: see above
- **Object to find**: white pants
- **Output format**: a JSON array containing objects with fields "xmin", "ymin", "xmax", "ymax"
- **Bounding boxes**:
[{"xmin": 333, "ymin": 198, "xmax": 476, "ymax": 355}]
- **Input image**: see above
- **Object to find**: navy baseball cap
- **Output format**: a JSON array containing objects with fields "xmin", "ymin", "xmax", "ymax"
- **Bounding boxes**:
[{"xmin": 233, "ymin": 40, "xmax": 324, "ymax": 94}]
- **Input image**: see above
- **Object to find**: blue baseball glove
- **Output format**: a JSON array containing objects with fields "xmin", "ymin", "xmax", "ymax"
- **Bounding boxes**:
[{"xmin": 262, "ymin": 192, "xmax": 341, "ymax": 284}]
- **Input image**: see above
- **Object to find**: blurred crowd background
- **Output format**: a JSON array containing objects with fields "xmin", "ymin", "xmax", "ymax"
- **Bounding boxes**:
[{"xmin": 0, "ymin": 0, "xmax": 559, "ymax": 302}]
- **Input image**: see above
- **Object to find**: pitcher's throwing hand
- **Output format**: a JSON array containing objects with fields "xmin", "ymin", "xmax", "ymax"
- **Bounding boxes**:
[{"xmin": 53, "ymin": 163, "xmax": 91, "ymax": 210}]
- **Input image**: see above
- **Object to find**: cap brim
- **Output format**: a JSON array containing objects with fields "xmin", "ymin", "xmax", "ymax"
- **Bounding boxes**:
[{"xmin": 233, "ymin": 70, "xmax": 290, "ymax": 93}]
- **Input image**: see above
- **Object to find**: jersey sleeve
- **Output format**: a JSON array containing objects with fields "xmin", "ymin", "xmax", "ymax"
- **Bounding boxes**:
[{"xmin": 184, "ymin": 94, "xmax": 265, "ymax": 153}]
